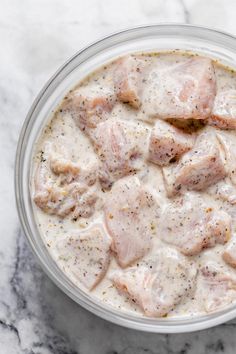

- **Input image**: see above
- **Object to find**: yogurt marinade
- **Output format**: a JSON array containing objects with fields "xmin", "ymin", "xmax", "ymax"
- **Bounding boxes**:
[{"xmin": 32, "ymin": 51, "xmax": 236, "ymax": 318}]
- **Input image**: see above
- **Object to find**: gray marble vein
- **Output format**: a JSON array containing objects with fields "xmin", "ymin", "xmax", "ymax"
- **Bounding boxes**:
[
  {"xmin": 2, "ymin": 0, "xmax": 236, "ymax": 353},
  {"xmin": 179, "ymin": 0, "xmax": 191, "ymax": 23}
]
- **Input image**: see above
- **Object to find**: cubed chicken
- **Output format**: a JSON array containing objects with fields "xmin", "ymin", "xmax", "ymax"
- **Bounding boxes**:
[
  {"xmin": 111, "ymin": 247, "xmax": 197, "ymax": 317},
  {"xmin": 216, "ymin": 131, "xmax": 236, "ymax": 185},
  {"xmin": 209, "ymin": 179, "xmax": 236, "ymax": 205},
  {"xmin": 93, "ymin": 120, "xmax": 150, "ymax": 189},
  {"xmin": 141, "ymin": 57, "xmax": 216, "ymax": 120},
  {"xmin": 34, "ymin": 142, "xmax": 98, "ymax": 219},
  {"xmin": 209, "ymin": 90, "xmax": 236, "ymax": 129},
  {"xmin": 198, "ymin": 262, "xmax": 236, "ymax": 312},
  {"xmin": 50, "ymin": 153, "xmax": 97, "ymax": 186},
  {"xmin": 158, "ymin": 193, "xmax": 231, "ymax": 256},
  {"xmin": 104, "ymin": 176, "xmax": 159, "ymax": 267},
  {"xmin": 62, "ymin": 86, "xmax": 115, "ymax": 134},
  {"xmin": 148, "ymin": 120, "xmax": 194, "ymax": 166},
  {"xmin": 57, "ymin": 225, "xmax": 112, "ymax": 290},
  {"xmin": 113, "ymin": 55, "xmax": 148, "ymax": 109},
  {"xmin": 223, "ymin": 237, "xmax": 236, "ymax": 268},
  {"xmin": 163, "ymin": 131, "xmax": 226, "ymax": 197}
]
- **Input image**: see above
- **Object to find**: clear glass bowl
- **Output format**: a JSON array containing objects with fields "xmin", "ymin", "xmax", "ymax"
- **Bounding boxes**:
[{"xmin": 15, "ymin": 24, "xmax": 236, "ymax": 333}]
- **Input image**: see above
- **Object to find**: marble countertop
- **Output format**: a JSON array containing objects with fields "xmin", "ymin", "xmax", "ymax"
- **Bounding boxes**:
[{"xmin": 2, "ymin": 0, "xmax": 236, "ymax": 353}]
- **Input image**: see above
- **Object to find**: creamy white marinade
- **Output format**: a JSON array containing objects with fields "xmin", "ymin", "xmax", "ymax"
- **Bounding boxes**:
[{"xmin": 31, "ymin": 51, "xmax": 236, "ymax": 318}]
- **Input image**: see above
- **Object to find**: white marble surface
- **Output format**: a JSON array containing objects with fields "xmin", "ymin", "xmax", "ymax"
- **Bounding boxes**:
[{"xmin": 2, "ymin": 0, "xmax": 236, "ymax": 353}]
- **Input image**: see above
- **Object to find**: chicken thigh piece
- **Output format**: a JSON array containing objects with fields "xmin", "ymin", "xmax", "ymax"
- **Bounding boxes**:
[
  {"xmin": 223, "ymin": 236, "xmax": 236, "ymax": 268},
  {"xmin": 93, "ymin": 119, "xmax": 150, "ymax": 189},
  {"xmin": 158, "ymin": 193, "xmax": 231, "ymax": 256},
  {"xmin": 209, "ymin": 90, "xmax": 236, "ymax": 129},
  {"xmin": 34, "ymin": 142, "xmax": 98, "ymax": 218},
  {"xmin": 57, "ymin": 225, "xmax": 112, "ymax": 290},
  {"xmin": 198, "ymin": 262, "xmax": 236, "ymax": 312},
  {"xmin": 62, "ymin": 86, "xmax": 115, "ymax": 135},
  {"xmin": 141, "ymin": 57, "xmax": 216, "ymax": 120},
  {"xmin": 104, "ymin": 176, "xmax": 159, "ymax": 267},
  {"xmin": 113, "ymin": 55, "xmax": 148, "ymax": 109},
  {"xmin": 163, "ymin": 130, "xmax": 226, "ymax": 197},
  {"xmin": 216, "ymin": 131, "xmax": 236, "ymax": 186},
  {"xmin": 111, "ymin": 247, "xmax": 197, "ymax": 317},
  {"xmin": 148, "ymin": 120, "xmax": 194, "ymax": 166},
  {"xmin": 208, "ymin": 179, "xmax": 236, "ymax": 205}
]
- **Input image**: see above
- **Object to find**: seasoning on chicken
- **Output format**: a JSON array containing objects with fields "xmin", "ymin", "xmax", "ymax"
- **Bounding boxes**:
[
  {"xmin": 50, "ymin": 149, "xmax": 97, "ymax": 186},
  {"xmin": 209, "ymin": 179, "xmax": 236, "ymax": 205},
  {"xmin": 216, "ymin": 131, "xmax": 236, "ymax": 185},
  {"xmin": 141, "ymin": 57, "xmax": 216, "ymax": 120},
  {"xmin": 198, "ymin": 262, "xmax": 236, "ymax": 312},
  {"xmin": 57, "ymin": 225, "xmax": 112, "ymax": 290},
  {"xmin": 111, "ymin": 247, "xmax": 197, "ymax": 317},
  {"xmin": 62, "ymin": 86, "xmax": 115, "ymax": 134},
  {"xmin": 158, "ymin": 193, "xmax": 231, "ymax": 256},
  {"xmin": 113, "ymin": 55, "xmax": 148, "ymax": 109},
  {"xmin": 104, "ymin": 176, "xmax": 159, "ymax": 267},
  {"xmin": 34, "ymin": 142, "xmax": 98, "ymax": 219},
  {"xmin": 223, "ymin": 236, "xmax": 236, "ymax": 268},
  {"xmin": 209, "ymin": 90, "xmax": 236, "ymax": 129},
  {"xmin": 93, "ymin": 120, "xmax": 150, "ymax": 189},
  {"xmin": 148, "ymin": 120, "xmax": 194, "ymax": 166},
  {"xmin": 163, "ymin": 131, "xmax": 226, "ymax": 197}
]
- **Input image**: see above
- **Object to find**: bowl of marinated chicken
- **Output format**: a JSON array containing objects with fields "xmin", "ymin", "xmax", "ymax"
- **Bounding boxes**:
[{"xmin": 15, "ymin": 24, "xmax": 236, "ymax": 332}]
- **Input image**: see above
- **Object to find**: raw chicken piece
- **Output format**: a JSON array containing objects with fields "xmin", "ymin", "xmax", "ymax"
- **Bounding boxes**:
[
  {"xmin": 141, "ymin": 57, "xmax": 216, "ymax": 120},
  {"xmin": 198, "ymin": 262, "xmax": 236, "ymax": 312},
  {"xmin": 158, "ymin": 193, "xmax": 231, "ymax": 256},
  {"xmin": 209, "ymin": 90, "xmax": 236, "ymax": 129},
  {"xmin": 62, "ymin": 86, "xmax": 115, "ymax": 134},
  {"xmin": 223, "ymin": 236, "xmax": 236, "ymax": 268},
  {"xmin": 113, "ymin": 55, "xmax": 148, "ymax": 109},
  {"xmin": 35, "ymin": 177, "xmax": 98, "ymax": 219},
  {"xmin": 50, "ymin": 156, "xmax": 80, "ymax": 176},
  {"xmin": 57, "ymin": 225, "xmax": 112, "ymax": 290},
  {"xmin": 104, "ymin": 176, "xmax": 159, "ymax": 267},
  {"xmin": 148, "ymin": 120, "xmax": 194, "ymax": 166},
  {"xmin": 93, "ymin": 120, "xmax": 150, "ymax": 189},
  {"xmin": 111, "ymin": 247, "xmax": 197, "ymax": 317},
  {"xmin": 34, "ymin": 142, "xmax": 98, "ymax": 218},
  {"xmin": 50, "ymin": 151, "xmax": 97, "ymax": 186},
  {"xmin": 208, "ymin": 179, "xmax": 236, "ymax": 205},
  {"xmin": 216, "ymin": 131, "xmax": 236, "ymax": 185},
  {"xmin": 163, "ymin": 131, "xmax": 226, "ymax": 196}
]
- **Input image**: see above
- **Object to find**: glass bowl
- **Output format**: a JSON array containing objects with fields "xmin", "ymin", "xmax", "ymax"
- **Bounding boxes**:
[{"xmin": 15, "ymin": 24, "xmax": 236, "ymax": 333}]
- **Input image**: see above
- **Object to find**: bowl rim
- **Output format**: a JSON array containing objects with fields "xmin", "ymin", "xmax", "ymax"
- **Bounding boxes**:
[{"xmin": 15, "ymin": 23, "xmax": 236, "ymax": 333}]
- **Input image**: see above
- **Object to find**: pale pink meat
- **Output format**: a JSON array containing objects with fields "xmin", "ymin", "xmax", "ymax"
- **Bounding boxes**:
[
  {"xmin": 158, "ymin": 193, "xmax": 231, "ymax": 255},
  {"xmin": 216, "ymin": 131, "xmax": 236, "ymax": 185},
  {"xmin": 50, "ymin": 153, "xmax": 97, "ymax": 186},
  {"xmin": 198, "ymin": 262, "xmax": 236, "ymax": 312},
  {"xmin": 34, "ymin": 142, "xmax": 98, "ymax": 219},
  {"xmin": 148, "ymin": 120, "xmax": 194, "ymax": 166},
  {"xmin": 163, "ymin": 131, "xmax": 226, "ymax": 197},
  {"xmin": 104, "ymin": 176, "xmax": 159, "ymax": 267},
  {"xmin": 57, "ymin": 225, "xmax": 112, "ymax": 290},
  {"xmin": 113, "ymin": 55, "xmax": 148, "ymax": 109},
  {"xmin": 111, "ymin": 247, "xmax": 197, "ymax": 317},
  {"xmin": 223, "ymin": 236, "xmax": 236, "ymax": 268},
  {"xmin": 141, "ymin": 57, "xmax": 216, "ymax": 120},
  {"xmin": 209, "ymin": 89, "xmax": 236, "ymax": 129},
  {"xmin": 209, "ymin": 179, "xmax": 236, "ymax": 205},
  {"xmin": 62, "ymin": 87, "xmax": 115, "ymax": 134},
  {"xmin": 93, "ymin": 120, "xmax": 150, "ymax": 189}
]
